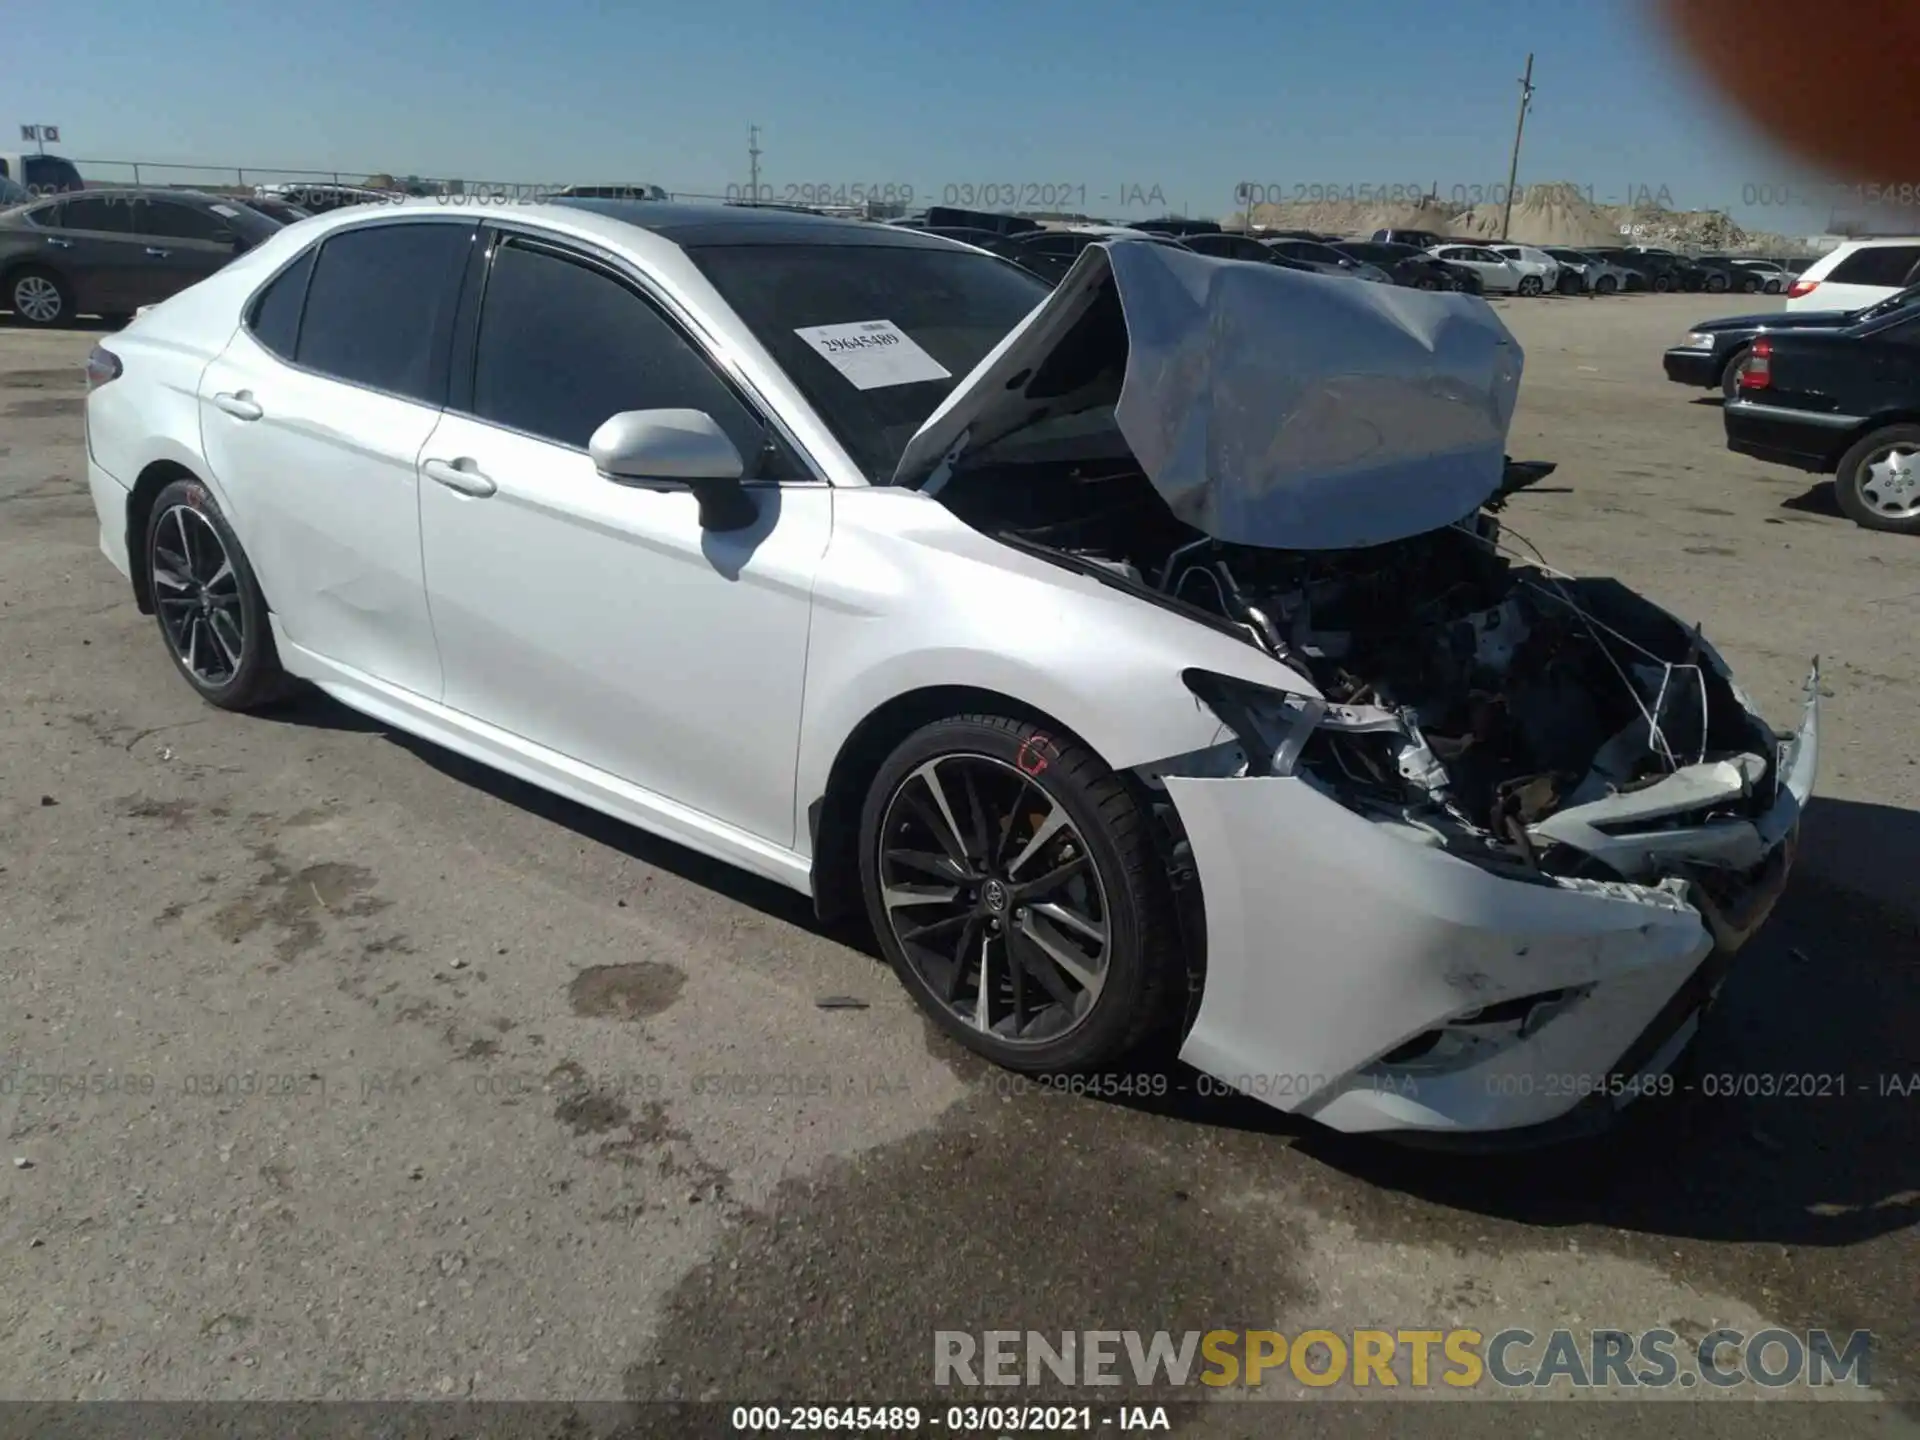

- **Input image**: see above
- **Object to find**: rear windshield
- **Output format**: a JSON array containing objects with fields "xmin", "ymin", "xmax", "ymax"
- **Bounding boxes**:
[
  {"xmin": 689, "ymin": 242, "xmax": 1050, "ymax": 481},
  {"xmin": 1828, "ymin": 245, "xmax": 1920, "ymax": 288}
]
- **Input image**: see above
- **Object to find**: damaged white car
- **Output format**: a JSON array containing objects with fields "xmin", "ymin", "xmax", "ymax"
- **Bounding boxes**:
[{"xmin": 83, "ymin": 201, "xmax": 1818, "ymax": 1140}]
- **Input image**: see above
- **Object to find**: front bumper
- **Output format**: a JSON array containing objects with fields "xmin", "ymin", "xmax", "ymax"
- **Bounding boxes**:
[
  {"xmin": 1662, "ymin": 347, "xmax": 1720, "ymax": 386},
  {"xmin": 87, "ymin": 453, "xmax": 133, "ymax": 580},
  {"xmin": 1168, "ymin": 665, "xmax": 1820, "ymax": 1138}
]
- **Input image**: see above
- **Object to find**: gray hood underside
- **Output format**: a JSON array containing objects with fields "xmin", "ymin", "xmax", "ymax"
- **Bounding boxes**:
[{"xmin": 892, "ymin": 240, "xmax": 1525, "ymax": 551}]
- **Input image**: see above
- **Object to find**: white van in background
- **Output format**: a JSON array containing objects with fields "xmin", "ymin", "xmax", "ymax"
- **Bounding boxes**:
[{"xmin": 1786, "ymin": 238, "xmax": 1920, "ymax": 312}]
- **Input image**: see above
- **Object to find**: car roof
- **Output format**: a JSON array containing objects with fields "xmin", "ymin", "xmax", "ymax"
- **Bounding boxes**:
[
  {"xmin": 33, "ymin": 186, "xmax": 233, "ymax": 205},
  {"xmin": 548, "ymin": 197, "xmax": 961, "ymax": 249}
]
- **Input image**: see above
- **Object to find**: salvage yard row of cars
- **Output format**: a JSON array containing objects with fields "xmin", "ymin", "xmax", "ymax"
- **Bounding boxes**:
[
  {"xmin": 1660, "ymin": 236, "xmax": 1920, "ymax": 534},
  {"xmin": 74, "ymin": 196, "xmax": 1820, "ymax": 1143}
]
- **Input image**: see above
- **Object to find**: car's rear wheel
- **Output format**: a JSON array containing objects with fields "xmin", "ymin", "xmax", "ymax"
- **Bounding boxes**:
[
  {"xmin": 7, "ymin": 267, "xmax": 72, "ymax": 327},
  {"xmin": 1739, "ymin": 275, "xmax": 1761, "ymax": 293},
  {"xmin": 1719, "ymin": 346, "xmax": 1751, "ymax": 402},
  {"xmin": 145, "ymin": 478, "xmax": 290, "ymax": 709},
  {"xmin": 1595, "ymin": 274, "xmax": 1619, "ymax": 295},
  {"xmin": 859, "ymin": 715, "xmax": 1181, "ymax": 1073},
  {"xmin": 1764, "ymin": 279, "xmax": 1783, "ymax": 294},
  {"xmin": 1706, "ymin": 272, "xmax": 1729, "ymax": 293},
  {"xmin": 1517, "ymin": 274, "xmax": 1543, "ymax": 296},
  {"xmin": 1834, "ymin": 425, "xmax": 1920, "ymax": 534}
]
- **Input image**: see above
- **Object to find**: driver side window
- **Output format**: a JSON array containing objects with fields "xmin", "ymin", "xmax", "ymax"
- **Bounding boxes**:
[{"xmin": 469, "ymin": 239, "xmax": 780, "ymax": 471}]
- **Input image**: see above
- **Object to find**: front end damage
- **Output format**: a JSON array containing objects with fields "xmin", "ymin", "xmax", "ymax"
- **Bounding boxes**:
[{"xmin": 903, "ymin": 239, "xmax": 1821, "ymax": 1136}]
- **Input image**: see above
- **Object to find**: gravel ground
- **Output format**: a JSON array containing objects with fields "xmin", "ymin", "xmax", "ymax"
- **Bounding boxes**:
[{"xmin": 1, "ymin": 293, "xmax": 1915, "ymax": 1437}]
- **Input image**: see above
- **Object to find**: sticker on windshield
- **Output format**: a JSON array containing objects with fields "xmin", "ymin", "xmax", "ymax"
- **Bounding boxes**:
[
  {"xmin": 209, "ymin": 203, "xmax": 241, "ymax": 217},
  {"xmin": 793, "ymin": 319, "xmax": 951, "ymax": 390}
]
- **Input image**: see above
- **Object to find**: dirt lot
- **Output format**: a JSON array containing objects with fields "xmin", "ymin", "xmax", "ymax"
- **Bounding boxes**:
[{"xmin": 1, "ymin": 294, "xmax": 1916, "ymax": 1436}]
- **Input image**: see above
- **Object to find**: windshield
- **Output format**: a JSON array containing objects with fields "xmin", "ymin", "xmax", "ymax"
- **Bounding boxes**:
[{"xmin": 689, "ymin": 241, "xmax": 1050, "ymax": 481}]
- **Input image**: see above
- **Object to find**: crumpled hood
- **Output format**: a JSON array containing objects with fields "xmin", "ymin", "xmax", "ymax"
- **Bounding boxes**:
[{"xmin": 892, "ymin": 240, "xmax": 1525, "ymax": 551}]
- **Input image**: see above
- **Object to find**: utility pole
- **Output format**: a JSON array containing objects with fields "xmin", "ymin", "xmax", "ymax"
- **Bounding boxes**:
[
  {"xmin": 1499, "ymin": 53, "xmax": 1535, "ymax": 242},
  {"xmin": 747, "ymin": 124, "xmax": 762, "ymax": 205}
]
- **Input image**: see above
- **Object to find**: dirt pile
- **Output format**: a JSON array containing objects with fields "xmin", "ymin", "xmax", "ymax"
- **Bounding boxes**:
[{"xmin": 1450, "ymin": 183, "xmax": 1623, "ymax": 247}]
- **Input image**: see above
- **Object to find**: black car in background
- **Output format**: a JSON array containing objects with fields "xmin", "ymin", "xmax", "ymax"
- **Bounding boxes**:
[
  {"xmin": 1180, "ymin": 231, "xmax": 1319, "ymax": 272},
  {"xmin": 902, "ymin": 224, "xmax": 1051, "ymax": 280},
  {"xmin": 998, "ymin": 228, "xmax": 1191, "ymax": 285},
  {"xmin": 237, "ymin": 195, "xmax": 313, "ymax": 226},
  {"xmin": 0, "ymin": 188, "xmax": 281, "ymax": 327},
  {"xmin": 1131, "ymin": 217, "xmax": 1221, "ymax": 237},
  {"xmin": 1722, "ymin": 302, "xmax": 1920, "ymax": 533},
  {"xmin": 1337, "ymin": 240, "xmax": 1473, "ymax": 290},
  {"xmin": 1664, "ymin": 285, "xmax": 1920, "ymax": 399}
]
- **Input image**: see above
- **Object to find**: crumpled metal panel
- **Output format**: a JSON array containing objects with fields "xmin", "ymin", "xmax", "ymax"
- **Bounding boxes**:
[{"xmin": 1104, "ymin": 241, "xmax": 1524, "ymax": 550}]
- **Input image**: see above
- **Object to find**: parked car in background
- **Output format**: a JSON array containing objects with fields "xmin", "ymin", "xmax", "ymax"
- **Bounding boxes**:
[
  {"xmin": 1130, "ymin": 217, "xmax": 1221, "ymax": 237},
  {"xmin": 1181, "ymin": 231, "xmax": 1318, "ymax": 273},
  {"xmin": 1664, "ymin": 284, "xmax": 1920, "ymax": 399},
  {"xmin": 0, "ymin": 151, "xmax": 86, "ymax": 197},
  {"xmin": 80, "ymin": 198, "xmax": 1817, "ymax": 1138},
  {"xmin": 1691, "ymin": 257, "xmax": 1766, "ymax": 294},
  {"xmin": 1730, "ymin": 259, "xmax": 1790, "ymax": 294},
  {"xmin": 1785, "ymin": 238, "xmax": 1920, "ymax": 312},
  {"xmin": 253, "ymin": 182, "xmax": 394, "ymax": 215},
  {"xmin": 1261, "ymin": 238, "xmax": 1391, "ymax": 283},
  {"xmin": 551, "ymin": 184, "xmax": 669, "ymax": 201},
  {"xmin": 1, "ymin": 188, "xmax": 281, "ymax": 327},
  {"xmin": 1003, "ymin": 227, "xmax": 1187, "ymax": 284},
  {"xmin": 1585, "ymin": 248, "xmax": 1656, "ymax": 292},
  {"xmin": 1489, "ymin": 244, "xmax": 1565, "ymax": 295},
  {"xmin": 1540, "ymin": 248, "xmax": 1630, "ymax": 295},
  {"xmin": 917, "ymin": 206, "xmax": 1043, "ymax": 237},
  {"xmin": 1333, "ymin": 241, "xmax": 1464, "ymax": 290},
  {"xmin": 902, "ymin": 225, "xmax": 1052, "ymax": 281},
  {"xmin": 238, "ymin": 196, "xmax": 314, "ymax": 226},
  {"xmin": 1612, "ymin": 247, "xmax": 1695, "ymax": 293},
  {"xmin": 1724, "ymin": 301, "xmax": 1920, "ymax": 532},
  {"xmin": 1370, "ymin": 227, "xmax": 1450, "ymax": 249},
  {"xmin": 1428, "ymin": 243, "xmax": 1526, "ymax": 293}
]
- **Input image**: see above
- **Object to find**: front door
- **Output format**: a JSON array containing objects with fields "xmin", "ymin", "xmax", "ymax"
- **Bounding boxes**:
[
  {"xmin": 417, "ymin": 231, "xmax": 830, "ymax": 848},
  {"xmin": 121, "ymin": 197, "xmax": 244, "ymax": 306}
]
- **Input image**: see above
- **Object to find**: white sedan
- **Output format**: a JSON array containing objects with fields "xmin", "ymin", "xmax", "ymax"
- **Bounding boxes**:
[
  {"xmin": 1429, "ymin": 243, "xmax": 1530, "ymax": 294},
  {"xmin": 81, "ymin": 199, "xmax": 1819, "ymax": 1140}
]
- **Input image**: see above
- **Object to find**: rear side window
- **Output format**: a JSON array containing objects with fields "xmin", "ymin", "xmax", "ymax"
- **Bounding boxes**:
[
  {"xmin": 56, "ymin": 198, "xmax": 133, "ymax": 233},
  {"xmin": 294, "ymin": 222, "xmax": 473, "ymax": 403},
  {"xmin": 247, "ymin": 248, "xmax": 317, "ymax": 359},
  {"xmin": 129, "ymin": 199, "xmax": 231, "ymax": 242},
  {"xmin": 469, "ymin": 239, "xmax": 768, "ymax": 460},
  {"xmin": 1828, "ymin": 245, "xmax": 1920, "ymax": 288}
]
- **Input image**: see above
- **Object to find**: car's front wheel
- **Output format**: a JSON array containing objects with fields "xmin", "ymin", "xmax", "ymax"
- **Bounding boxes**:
[
  {"xmin": 7, "ymin": 266, "xmax": 72, "ymax": 327},
  {"xmin": 1765, "ymin": 279, "xmax": 1783, "ymax": 294},
  {"xmin": 1834, "ymin": 425, "xmax": 1920, "ymax": 534},
  {"xmin": 144, "ymin": 478, "xmax": 290, "ymax": 709},
  {"xmin": 859, "ymin": 715, "xmax": 1182, "ymax": 1073},
  {"xmin": 1595, "ymin": 274, "xmax": 1619, "ymax": 295},
  {"xmin": 1517, "ymin": 274, "xmax": 1543, "ymax": 296}
]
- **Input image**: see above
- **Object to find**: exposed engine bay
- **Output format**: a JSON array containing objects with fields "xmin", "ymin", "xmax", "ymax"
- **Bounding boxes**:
[{"xmin": 940, "ymin": 459, "xmax": 1788, "ymax": 886}]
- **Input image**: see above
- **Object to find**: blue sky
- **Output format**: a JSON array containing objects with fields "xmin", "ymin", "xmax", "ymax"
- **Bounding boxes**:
[{"xmin": 10, "ymin": 0, "xmax": 1844, "ymax": 233}]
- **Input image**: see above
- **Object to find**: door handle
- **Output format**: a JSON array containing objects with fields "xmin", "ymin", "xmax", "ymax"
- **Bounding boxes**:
[
  {"xmin": 145, "ymin": 247, "xmax": 172, "ymax": 258},
  {"xmin": 212, "ymin": 390, "xmax": 263, "ymax": 421},
  {"xmin": 46, "ymin": 237, "xmax": 73, "ymax": 249},
  {"xmin": 422, "ymin": 457, "xmax": 497, "ymax": 498}
]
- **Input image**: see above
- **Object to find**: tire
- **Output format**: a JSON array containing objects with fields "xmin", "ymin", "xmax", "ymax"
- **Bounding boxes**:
[
  {"xmin": 1833, "ymin": 424, "xmax": 1920, "ymax": 535},
  {"xmin": 144, "ymin": 478, "xmax": 291, "ymax": 709},
  {"xmin": 6, "ymin": 266, "xmax": 73, "ymax": 327},
  {"xmin": 1739, "ymin": 276, "xmax": 1761, "ymax": 293},
  {"xmin": 858, "ymin": 714, "xmax": 1182, "ymax": 1073},
  {"xmin": 1595, "ymin": 275, "xmax": 1619, "ymax": 296},
  {"xmin": 1517, "ymin": 274, "xmax": 1543, "ymax": 296},
  {"xmin": 1653, "ymin": 273, "xmax": 1675, "ymax": 293},
  {"xmin": 1706, "ymin": 272, "xmax": 1729, "ymax": 294},
  {"xmin": 1765, "ymin": 279, "xmax": 1782, "ymax": 294},
  {"xmin": 1416, "ymin": 276, "xmax": 1437, "ymax": 291},
  {"xmin": 1719, "ymin": 346, "xmax": 1750, "ymax": 402}
]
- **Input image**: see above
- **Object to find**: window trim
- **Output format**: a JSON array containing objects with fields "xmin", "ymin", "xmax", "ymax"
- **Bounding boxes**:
[
  {"xmin": 451, "ymin": 219, "xmax": 830, "ymax": 488},
  {"xmin": 237, "ymin": 215, "xmax": 479, "ymax": 408}
]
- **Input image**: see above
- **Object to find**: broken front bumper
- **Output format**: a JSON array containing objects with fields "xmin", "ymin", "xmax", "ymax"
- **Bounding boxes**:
[{"xmin": 1167, "ymin": 665, "xmax": 1819, "ymax": 1137}]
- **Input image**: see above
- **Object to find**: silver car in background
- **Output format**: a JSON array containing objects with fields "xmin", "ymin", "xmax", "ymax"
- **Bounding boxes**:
[{"xmin": 1542, "ymin": 247, "xmax": 1633, "ymax": 296}]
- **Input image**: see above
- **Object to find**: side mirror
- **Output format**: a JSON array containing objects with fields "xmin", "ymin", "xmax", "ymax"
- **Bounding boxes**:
[{"xmin": 588, "ymin": 408, "xmax": 757, "ymax": 531}]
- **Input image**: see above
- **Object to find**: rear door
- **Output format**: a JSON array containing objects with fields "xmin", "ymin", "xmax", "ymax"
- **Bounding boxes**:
[
  {"xmin": 198, "ymin": 217, "xmax": 475, "ymax": 698},
  {"xmin": 120, "ymin": 197, "xmax": 245, "ymax": 305}
]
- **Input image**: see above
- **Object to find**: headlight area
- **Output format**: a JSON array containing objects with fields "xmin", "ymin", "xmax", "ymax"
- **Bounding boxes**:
[{"xmin": 1173, "ymin": 668, "xmax": 1604, "ymax": 888}]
